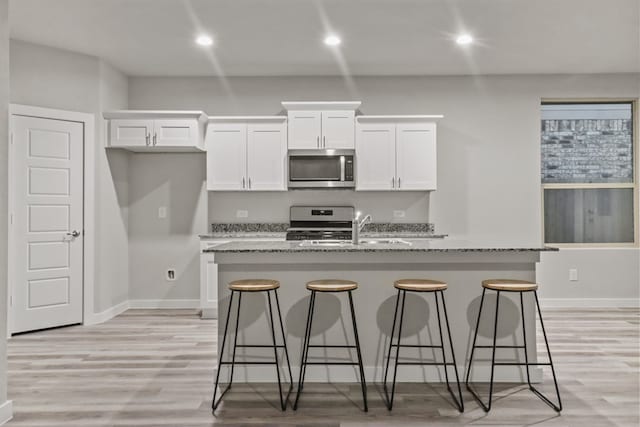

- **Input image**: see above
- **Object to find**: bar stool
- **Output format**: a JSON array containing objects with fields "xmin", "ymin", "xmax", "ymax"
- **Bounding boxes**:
[
  {"xmin": 383, "ymin": 279, "xmax": 464, "ymax": 412},
  {"xmin": 293, "ymin": 279, "xmax": 368, "ymax": 412},
  {"xmin": 465, "ymin": 279, "xmax": 562, "ymax": 412},
  {"xmin": 212, "ymin": 279, "xmax": 293, "ymax": 411}
]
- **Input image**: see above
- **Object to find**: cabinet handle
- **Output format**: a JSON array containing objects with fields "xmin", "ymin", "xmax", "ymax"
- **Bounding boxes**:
[
  {"xmin": 392, "ymin": 177, "xmax": 395, "ymax": 188},
  {"xmin": 398, "ymin": 177, "xmax": 401, "ymax": 189},
  {"xmin": 153, "ymin": 132, "xmax": 157, "ymax": 146},
  {"xmin": 323, "ymin": 136, "xmax": 326, "ymax": 148},
  {"xmin": 248, "ymin": 177, "xmax": 251, "ymax": 189},
  {"xmin": 242, "ymin": 177, "xmax": 245, "ymax": 189},
  {"xmin": 317, "ymin": 136, "xmax": 320, "ymax": 148},
  {"xmin": 145, "ymin": 134, "xmax": 150, "ymax": 146}
]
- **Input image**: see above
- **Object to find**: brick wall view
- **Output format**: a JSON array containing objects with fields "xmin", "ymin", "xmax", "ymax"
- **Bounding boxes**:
[{"xmin": 541, "ymin": 118, "xmax": 633, "ymax": 184}]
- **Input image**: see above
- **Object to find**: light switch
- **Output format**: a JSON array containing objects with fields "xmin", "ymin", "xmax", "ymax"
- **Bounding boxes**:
[
  {"xmin": 569, "ymin": 268, "xmax": 578, "ymax": 281},
  {"xmin": 236, "ymin": 210, "xmax": 248, "ymax": 218},
  {"xmin": 158, "ymin": 206, "xmax": 167, "ymax": 219},
  {"xmin": 393, "ymin": 210, "xmax": 406, "ymax": 218}
]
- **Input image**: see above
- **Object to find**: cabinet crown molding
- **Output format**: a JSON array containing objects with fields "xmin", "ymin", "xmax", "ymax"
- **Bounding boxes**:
[
  {"xmin": 103, "ymin": 110, "xmax": 208, "ymax": 122},
  {"xmin": 281, "ymin": 101, "xmax": 361, "ymax": 111},
  {"xmin": 208, "ymin": 116, "xmax": 287, "ymax": 122}
]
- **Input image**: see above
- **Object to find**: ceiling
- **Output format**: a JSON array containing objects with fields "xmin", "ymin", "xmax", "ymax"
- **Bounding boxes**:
[{"xmin": 9, "ymin": 0, "xmax": 640, "ymax": 77}]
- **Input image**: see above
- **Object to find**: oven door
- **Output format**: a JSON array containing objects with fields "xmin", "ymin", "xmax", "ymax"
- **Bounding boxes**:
[{"xmin": 288, "ymin": 149, "xmax": 354, "ymax": 188}]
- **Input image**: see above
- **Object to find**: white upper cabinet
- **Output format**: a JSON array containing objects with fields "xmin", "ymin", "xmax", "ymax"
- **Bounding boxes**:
[
  {"xmin": 355, "ymin": 122, "xmax": 396, "ymax": 190},
  {"xmin": 247, "ymin": 122, "xmax": 287, "ymax": 191},
  {"xmin": 287, "ymin": 111, "xmax": 321, "ymax": 149},
  {"xmin": 206, "ymin": 123, "xmax": 247, "ymax": 191},
  {"xmin": 282, "ymin": 101, "xmax": 360, "ymax": 149},
  {"xmin": 109, "ymin": 119, "xmax": 154, "ymax": 148},
  {"xmin": 322, "ymin": 110, "xmax": 355, "ymax": 149},
  {"xmin": 206, "ymin": 117, "xmax": 287, "ymax": 191},
  {"xmin": 356, "ymin": 116, "xmax": 441, "ymax": 191},
  {"xmin": 396, "ymin": 122, "xmax": 437, "ymax": 190},
  {"xmin": 104, "ymin": 111, "xmax": 207, "ymax": 152}
]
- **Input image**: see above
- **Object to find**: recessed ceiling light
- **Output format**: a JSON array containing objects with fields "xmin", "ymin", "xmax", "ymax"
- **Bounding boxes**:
[
  {"xmin": 456, "ymin": 34, "xmax": 473, "ymax": 45},
  {"xmin": 324, "ymin": 35, "xmax": 342, "ymax": 46},
  {"xmin": 196, "ymin": 35, "xmax": 214, "ymax": 47}
]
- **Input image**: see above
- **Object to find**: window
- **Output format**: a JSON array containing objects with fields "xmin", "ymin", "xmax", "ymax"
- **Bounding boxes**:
[{"xmin": 541, "ymin": 101, "xmax": 637, "ymax": 245}]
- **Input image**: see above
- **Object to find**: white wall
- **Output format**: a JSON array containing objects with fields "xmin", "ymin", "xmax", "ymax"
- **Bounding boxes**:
[
  {"xmin": 9, "ymin": 40, "xmax": 130, "ymax": 315},
  {"xmin": 0, "ymin": 0, "xmax": 9, "ymax": 416},
  {"xmin": 128, "ymin": 154, "xmax": 207, "ymax": 302},
  {"xmin": 129, "ymin": 74, "xmax": 640, "ymax": 303}
]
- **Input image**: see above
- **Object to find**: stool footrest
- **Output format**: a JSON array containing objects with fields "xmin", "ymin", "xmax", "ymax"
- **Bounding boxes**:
[
  {"xmin": 493, "ymin": 362, "xmax": 553, "ymax": 366},
  {"xmin": 391, "ymin": 344, "xmax": 443, "ymax": 348},
  {"xmin": 473, "ymin": 345, "xmax": 526, "ymax": 349},
  {"xmin": 304, "ymin": 362, "xmax": 361, "ymax": 366},
  {"xmin": 307, "ymin": 344, "xmax": 356, "ymax": 348},
  {"xmin": 397, "ymin": 362, "xmax": 457, "ymax": 366},
  {"xmin": 219, "ymin": 361, "xmax": 279, "ymax": 365},
  {"xmin": 234, "ymin": 344, "xmax": 286, "ymax": 348}
]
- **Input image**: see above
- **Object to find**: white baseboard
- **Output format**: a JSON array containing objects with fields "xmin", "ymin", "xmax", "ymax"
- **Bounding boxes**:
[
  {"xmin": 539, "ymin": 298, "xmax": 640, "ymax": 308},
  {"xmin": 201, "ymin": 307, "xmax": 218, "ymax": 319},
  {"xmin": 128, "ymin": 299, "xmax": 200, "ymax": 309},
  {"xmin": 85, "ymin": 300, "xmax": 130, "ymax": 325},
  {"xmin": 0, "ymin": 400, "xmax": 13, "ymax": 425}
]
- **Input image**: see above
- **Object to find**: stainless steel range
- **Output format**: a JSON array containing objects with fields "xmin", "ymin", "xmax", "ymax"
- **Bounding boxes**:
[{"xmin": 285, "ymin": 206, "xmax": 354, "ymax": 241}]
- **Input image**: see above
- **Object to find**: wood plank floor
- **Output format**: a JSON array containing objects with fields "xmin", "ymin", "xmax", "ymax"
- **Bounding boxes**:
[{"xmin": 6, "ymin": 308, "xmax": 639, "ymax": 426}]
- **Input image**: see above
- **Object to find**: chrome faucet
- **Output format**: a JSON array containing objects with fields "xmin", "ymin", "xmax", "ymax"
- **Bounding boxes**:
[{"xmin": 352, "ymin": 211, "xmax": 372, "ymax": 245}]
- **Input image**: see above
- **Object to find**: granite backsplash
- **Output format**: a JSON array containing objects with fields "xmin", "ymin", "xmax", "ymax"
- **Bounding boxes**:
[{"xmin": 211, "ymin": 222, "xmax": 435, "ymax": 233}]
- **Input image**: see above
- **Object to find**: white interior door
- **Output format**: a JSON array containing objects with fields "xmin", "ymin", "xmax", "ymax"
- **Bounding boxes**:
[
  {"xmin": 396, "ymin": 122, "xmax": 437, "ymax": 190},
  {"xmin": 247, "ymin": 122, "xmax": 287, "ymax": 191},
  {"xmin": 321, "ymin": 110, "xmax": 355, "ymax": 149},
  {"xmin": 11, "ymin": 115, "xmax": 84, "ymax": 334},
  {"xmin": 355, "ymin": 122, "xmax": 397, "ymax": 190}
]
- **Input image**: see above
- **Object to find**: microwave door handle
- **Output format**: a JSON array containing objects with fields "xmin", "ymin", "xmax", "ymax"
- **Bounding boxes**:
[{"xmin": 340, "ymin": 156, "xmax": 345, "ymax": 181}]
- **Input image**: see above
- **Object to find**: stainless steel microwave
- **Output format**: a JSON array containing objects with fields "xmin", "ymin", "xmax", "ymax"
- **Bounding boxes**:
[{"xmin": 288, "ymin": 149, "xmax": 355, "ymax": 189}]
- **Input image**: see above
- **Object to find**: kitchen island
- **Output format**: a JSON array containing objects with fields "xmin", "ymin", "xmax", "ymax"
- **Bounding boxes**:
[{"xmin": 204, "ymin": 239, "xmax": 557, "ymax": 383}]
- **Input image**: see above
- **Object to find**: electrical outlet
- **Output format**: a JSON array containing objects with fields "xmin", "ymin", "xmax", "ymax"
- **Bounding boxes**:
[
  {"xmin": 236, "ymin": 210, "xmax": 248, "ymax": 218},
  {"xmin": 158, "ymin": 206, "xmax": 167, "ymax": 219},
  {"xmin": 166, "ymin": 269, "xmax": 176, "ymax": 281},
  {"xmin": 569, "ymin": 268, "xmax": 578, "ymax": 282},
  {"xmin": 393, "ymin": 210, "xmax": 406, "ymax": 218}
]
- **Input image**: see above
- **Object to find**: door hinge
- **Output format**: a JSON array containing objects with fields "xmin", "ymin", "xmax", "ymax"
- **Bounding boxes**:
[{"xmin": 10, "ymin": 213, "xmax": 13, "ymax": 225}]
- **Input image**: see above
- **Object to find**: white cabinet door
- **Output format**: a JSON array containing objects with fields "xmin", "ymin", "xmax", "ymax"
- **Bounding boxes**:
[
  {"xmin": 355, "ymin": 122, "xmax": 397, "ymax": 190},
  {"xmin": 206, "ymin": 123, "xmax": 247, "ymax": 191},
  {"xmin": 109, "ymin": 119, "xmax": 153, "ymax": 147},
  {"xmin": 247, "ymin": 122, "xmax": 287, "ymax": 191},
  {"xmin": 288, "ymin": 111, "xmax": 321, "ymax": 149},
  {"xmin": 153, "ymin": 119, "xmax": 198, "ymax": 147},
  {"xmin": 396, "ymin": 122, "xmax": 437, "ymax": 190},
  {"xmin": 322, "ymin": 110, "xmax": 355, "ymax": 149}
]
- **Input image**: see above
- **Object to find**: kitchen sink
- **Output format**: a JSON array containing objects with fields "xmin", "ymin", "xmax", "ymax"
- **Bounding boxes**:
[
  {"xmin": 298, "ymin": 240, "xmax": 354, "ymax": 247},
  {"xmin": 358, "ymin": 238, "xmax": 412, "ymax": 246}
]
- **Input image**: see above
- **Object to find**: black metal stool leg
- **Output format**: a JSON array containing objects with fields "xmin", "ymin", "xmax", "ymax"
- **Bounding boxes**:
[
  {"xmin": 465, "ymin": 288, "xmax": 486, "ymax": 388},
  {"xmin": 520, "ymin": 292, "xmax": 532, "ymax": 388},
  {"xmin": 531, "ymin": 291, "xmax": 563, "ymax": 412},
  {"xmin": 388, "ymin": 290, "xmax": 407, "ymax": 410},
  {"xmin": 212, "ymin": 290, "xmax": 239, "ymax": 411},
  {"xmin": 348, "ymin": 290, "xmax": 368, "ymax": 412},
  {"xmin": 293, "ymin": 290, "xmax": 316, "ymax": 410},
  {"xmin": 382, "ymin": 289, "xmax": 401, "ymax": 409},
  {"xmin": 438, "ymin": 291, "xmax": 465, "ymax": 412},
  {"xmin": 274, "ymin": 289, "xmax": 294, "ymax": 406},
  {"xmin": 266, "ymin": 290, "xmax": 287, "ymax": 411},
  {"xmin": 466, "ymin": 289, "xmax": 500, "ymax": 412}
]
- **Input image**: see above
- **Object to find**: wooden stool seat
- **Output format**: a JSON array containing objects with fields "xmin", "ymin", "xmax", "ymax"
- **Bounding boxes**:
[
  {"xmin": 394, "ymin": 279, "xmax": 448, "ymax": 292},
  {"xmin": 482, "ymin": 279, "xmax": 538, "ymax": 292},
  {"xmin": 306, "ymin": 279, "xmax": 358, "ymax": 292},
  {"xmin": 228, "ymin": 279, "xmax": 280, "ymax": 292}
]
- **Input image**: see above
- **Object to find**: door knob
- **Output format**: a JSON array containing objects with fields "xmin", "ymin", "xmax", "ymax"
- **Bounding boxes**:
[{"xmin": 66, "ymin": 230, "xmax": 81, "ymax": 238}]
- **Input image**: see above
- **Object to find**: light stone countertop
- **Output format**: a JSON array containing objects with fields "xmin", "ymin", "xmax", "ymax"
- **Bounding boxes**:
[
  {"xmin": 203, "ymin": 239, "xmax": 558, "ymax": 253},
  {"xmin": 198, "ymin": 232, "xmax": 447, "ymax": 240}
]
